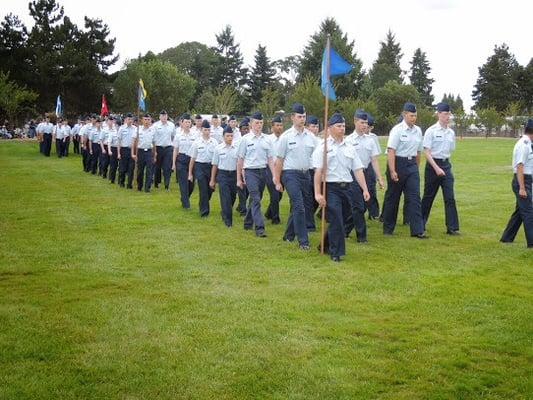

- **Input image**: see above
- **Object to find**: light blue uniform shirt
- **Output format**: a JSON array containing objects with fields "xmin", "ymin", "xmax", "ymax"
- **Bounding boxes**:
[
  {"xmin": 134, "ymin": 126, "xmax": 156, "ymax": 150},
  {"xmin": 189, "ymin": 137, "xmax": 218, "ymax": 163},
  {"xmin": 172, "ymin": 130, "xmax": 197, "ymax": 154},
  {"xmin": 512, "ymin": 135, "xmax": 533, "ymax": 175},
  {"xmin": 368, "ymin": 132, "xmax": 382, "ymax": 154},
  {"xmin": 345, "ymin": 132, "xmax": 380, "ymax": 167},
  {"xmin": 107, "ymin": 126, "xmax": 119, "ymax": 147},
  {"xmin": 210, "ymin": 126, "xmax": 224, "ymax": 143},
  {"xmin": 118, "ymin": 125, "xmax": 136, "ymax": 148},
  {"xmin": 312, "ymin": 137, "xmax": 364, "ymax": 182},
  {"xmin": 39, "ymin": 122, "xmax": 53, "ymax": 134},
  {"xmin": 276, "ymin": 127, "xmax": 316, "ymax": 170},
  {"xmin": 237, "ymin": 132, "xmax": 273, "ymax": 169},
  {"xmin": 423, "ymin": 122, "xmax": 456, "ymax": 159},
  {"xmin": 387, "ymin": 121, "xmax": 423, "ymax": 157},
  {"xmin": 153, "ymin": 121, "xmax": 175, "ymax": 146},
  {"xmin": 212, "ymin": 142, "xmax": 238, "ymax": 171},
  {"xmin": 89, "ymin": 127, "xmax": 102, "ymax": 143}
]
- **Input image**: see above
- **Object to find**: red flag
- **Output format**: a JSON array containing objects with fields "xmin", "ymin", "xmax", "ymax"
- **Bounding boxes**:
[{"xmin": 101, "ymin": 94, "xmax": 109, "ymax": 117}]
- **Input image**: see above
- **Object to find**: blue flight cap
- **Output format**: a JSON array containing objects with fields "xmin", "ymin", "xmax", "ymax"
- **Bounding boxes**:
[
  {"xmin": 367, "ymin": 114, "xmax": 375, "ymax": 126},
  {"xmin": 194, "ymin": 114, "xmax": 202, "ymax": 120},
  {"xmin": 292, "ymin": 103, "xmax": 306, "ymax": 114},
  {"xmin": 229, "ymin": 115, "xmax": 236, "ymax": 121},
  {"xmin": 403, "ymin": 102, "xmax": 417, "ymax": 113},
  {"xmin": 354, "ymin": 109, "xmax": 368, "ymax": 120},
  {"xmin": 436, "ymin": 102, "xmax": 451, "ymax": 112},
  {"xmin": 201, "ymin": 120, "xmax": 210, "ymax": 129},
  {"xmin": 328, "ymin": 113, "xmax": 345, "ymax": 125},
  {"xmin": 239, "ymin": 120, "xmax": 249, "ymax": 128},
  {"xmin": 181, "ymin": 113, "xmax": 191, "ymax": 120},
  {"xmin": 143, "ymin": 113, "xmax": 152, "ymax": 118},
  {"xmin": 306, "ymin": 115, "xmax": 319, "ymax": 125},
  {"xmin": 525, "ymin": 118, "xmax": 533, "ymax": 134},
  {"xmin": 125, "ymin": 113, "xmax": 133, "ymax": 118},
  {"xmin": 272, "ymin": 115, "xmax": 283, "ymax": 124},
  {"xmin": 212, "ymin": 114, "xmax": 219, "ymax": 119},
  {"xmin": 223, "ymin": 126, "xmax": 233, "ymax": 134},
  {"xmin": 160, "ymin": 110, "xmax": 167, "ymax": 115},
  {"xmin": 251, "ymin": 111, "xmax": 263, "ymax": 120}
]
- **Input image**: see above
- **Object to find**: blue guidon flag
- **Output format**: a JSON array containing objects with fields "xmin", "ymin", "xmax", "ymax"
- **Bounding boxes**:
[
  {"xmin": 138, "ymin": 79, "xmax": 147, "ymax": 112},
  {"xmin": 321, "ymin": 44, "xmax": 353, "ymax": 101}
]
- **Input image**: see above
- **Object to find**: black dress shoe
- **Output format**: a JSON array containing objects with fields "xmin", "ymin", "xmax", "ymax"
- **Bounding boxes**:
[
  {"xmin": 256, "ymin": 231, "xmax": 267, "ymax": 238},
  {"xmin": 283, "ymin": 236, "xmax": 294, "ymax": 242},
  {"xmin": 299, "ymin": 244, "xmax": 310, "ymax": 251},
  {"xmin": 357, "ymin": 238, "xmax": 368, "ymax": 243},
  {"xmin": 446, "ymin": 230, "xmax": 460, "ymax": 236},
  {"xmin": 411, "ymin": 233, "xmax": 429, "ymax": 239},
  {"xmin": 331, "ymin": 256, "xmax": 341, "ymax": 262}
]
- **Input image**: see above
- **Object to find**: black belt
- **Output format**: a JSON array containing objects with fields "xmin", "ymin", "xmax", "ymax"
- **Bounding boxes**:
[
  {"xmin": 434, "ymin": 158, "xmax": 450, "ymax": 163},
  {"xmin": 245, "ymin": 167, "xmax": 266, "ymax": 171},
  {"xmin": 140, "ymin": 148, "xmax": 151, "ymax": 152},
  {"xmin": 396, "ymin": 156, "xmax": 415, "ymax": 161},
  {"xmin": 327, "ymin": 182, "xmax": 351, "ymax": 188},
  {"xmin": 284, "ymin": 169, "xmax": 309, "ymax": 173},
  {"xmin": 196, "ymin": 161, "xmax": 211, "ymax": 165}
]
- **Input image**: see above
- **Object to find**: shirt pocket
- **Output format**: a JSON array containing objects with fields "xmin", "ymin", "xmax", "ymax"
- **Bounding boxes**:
[{"xmin": 399, "ymin": 134, "xmax": 409, "ymax": 142}]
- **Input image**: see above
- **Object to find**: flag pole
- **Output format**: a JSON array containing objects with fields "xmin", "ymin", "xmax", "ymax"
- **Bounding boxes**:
[{"xmin": 320, "ymin": 36, "xmax": 331, "ymax": 255}]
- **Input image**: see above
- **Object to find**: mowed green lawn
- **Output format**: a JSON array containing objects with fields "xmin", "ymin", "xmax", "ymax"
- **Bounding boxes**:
[{"xmin": 0, "ymin": 138, "xmax": 531, "ymax": 400}]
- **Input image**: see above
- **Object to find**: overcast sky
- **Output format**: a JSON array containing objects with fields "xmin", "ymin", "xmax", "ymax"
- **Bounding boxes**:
[{"xmin": 3, "ymin": 0, "xmax": 532, "ymax": 111}]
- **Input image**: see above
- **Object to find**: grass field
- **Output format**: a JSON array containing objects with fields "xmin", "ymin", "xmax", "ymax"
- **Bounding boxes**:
[{"xmin": 0, "ymin": 139, "xmax": 531, "ymax": 399}]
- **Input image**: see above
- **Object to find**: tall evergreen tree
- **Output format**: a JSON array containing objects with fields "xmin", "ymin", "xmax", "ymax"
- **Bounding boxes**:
[
  {"xmin": 0, "ymin": 14, "xmax": 31, "ymax": 87},
  {"xmin": 212, "ymin": 25, "xmax": 245, "ymax": 88},
  {"xmin": 516, "ymin": 58, "xmax": 533, "ymax": 113},
  {"xmin": 472, "ymin": 43, "xmax": 521, "ymax": 112},
  {"xmin": 441, "ymin": 93, "xmax": 464, "ymax": 113},
  {"xmin": 369, "ymin": 30, "xmax": 403, "ymax": 90},
  {"xmin": 409, "ymin": 48, "xmax": 434, "ymax": 106},
  {"xmin": 298, "ymin": 18, "xmax": 364, "ymax": 100},
  {"xmin": 249, "ymin": 44, "xmax": 276, "ymax": 105}
]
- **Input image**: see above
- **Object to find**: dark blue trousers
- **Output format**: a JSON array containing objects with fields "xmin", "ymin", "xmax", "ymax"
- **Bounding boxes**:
[
  {"xmin": 155, "ymin": 146, "xmax": 173, "ymax": 188},
  {"xmin": 324, "ymin": 182, "xmax": 355, "ymax": 258},
  {"xmin": 177, "ymin": 153, "xmax": 194, "ymax": 208},
  {"xmin": 421, "ymin": 159, "xmax": 459, "ymax": 231},
  {"xmin": 43, "ymin": 133, "xmax": 52, "ymax": 157},
  {"xmin": 136, "ymin": 150, "xmax": 154, "ymax": 192},
  {"xmin": 344, "ymin": 179, "xmax": 367, "ymax": 241},
  {"xmin": 55, "ymin": 139, "xmax": 64, "ymax": 158},
  {"xmin": 265, "ymin": 167, "xmax": 281, "ymax": 223},
  {"xmin": 237, "ymin": 187, "xmax": 248, "ymax": 215},
  {"xmin": 244, "ymin": 168, "xmax": 266, "ymax": 234},
  {"xmin": 99, "ymin": 145, "xmax": 110, "ymax": 177},
  {"xmin": 382, "ymin": 157, "xmax": 424, "ymax": 236},
  {"xmin": 364, "ymin": 165, "xmax": 380, "ymax": 219},
  {"xmin": 119, "ymin": 147, "xmax": 134, "ymax": 188},
  {"xmin": 82, "ymin": 147, "xmax": 89, "ymax": 172},
  {"xmin": 501, "ymin": 174, "xmax": 533, "ymax": 247},
  {"xmin": 217, "ymin": 170, "xmax": 237, "ymax": 226},
  {"xmin": 109, "ymin": 146, "xmax": 119, "ymax": 183},
  {"xmin": 282, "ymin": 170, "xmax": 313, "ymax": 245},
  {"xmin": 64, "ymin": 137, "xmax": 70, "ymax": 156},
  {"xmin": 195, "ymin": 162, "xmax": 213, "ymax": 216},
  {"xmin": 89, "ymin": 143, "xmax": 100, "ymax": 174}
]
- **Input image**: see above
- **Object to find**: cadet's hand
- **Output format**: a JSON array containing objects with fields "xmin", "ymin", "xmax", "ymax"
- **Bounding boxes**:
[
  {"xmin": 315, "ymin": 194, "xmax": 326, "ymax": 208},
  {"xmin": 362, "ymin": 190, "xmax": 371, "ymax": 202},
  {"xmin": 237, "ymin": 179, "xmax": 244, "ymax": 189},
  {"xmin": 132, "ymin": 154, "xmax": 137, "ymax": 161},
  {"xmin": 390, "ymin": 171, "xmax": 399, "ymax": 182},
  {"xmin": 378, "ymin": 177, "xmax": 385, "ymax": 189},
  {"xmin": 209, "ymin": 180, "xmax": 216, "ymax": 189},
  {"xmin": 108, "ymin": 150, "xmax": 112, "ymax": 156},
  {"xmin": 436, "ymin": 167, "xmax": 446, "ymax": 177},
  {"xmin": 89, "ymin": 150, "xmax": 93, "ymax": 155},
  {"xmin": 117, "ymin": 153, "xmax": 121, "ymax": 160},
  {"xmin": 188, "ymin": 173, "xmax": 193, "ymax": 182},
  {"xmin": 171, "ymin": 164, "xmax": 175, "ymax": 171},
  {"xmin": 519, "ymin": 188, "xmax": 527, "ymax": 198},
  {"xmin": 275, "ymin": 183, "xmax": 284, "ymax": 192}
]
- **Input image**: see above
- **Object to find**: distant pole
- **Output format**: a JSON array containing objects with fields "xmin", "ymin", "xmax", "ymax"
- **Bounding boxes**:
[{"xmin": 320, "ymin": 36, "xmax": 331, "ymax": 255}]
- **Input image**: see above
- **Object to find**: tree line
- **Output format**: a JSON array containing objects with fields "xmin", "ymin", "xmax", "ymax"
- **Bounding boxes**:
[{"xmin": 1, "ymin": 0, "xmax": 531, "ymax": 134}]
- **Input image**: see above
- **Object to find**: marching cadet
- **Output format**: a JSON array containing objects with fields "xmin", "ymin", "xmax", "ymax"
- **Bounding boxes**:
[
  {"xmin": 237, "ymin": 112, "xmax": 275, "ymax": 238},
  {"xmin": 421, "ymin": 102, "xmax": 460, "ymax": 234},
  {"xmin": 54, "ymin": 118, "xmax": 67, "ymax": 158},
  {"xmin": 117, "ymin": 113, "xmax": 136, "ymax": 189},
  {"xmin": 63, "ymin": 118, "xmax": 71, "ymax": 156},
  {"xmin": 188, "ymin": 120, "xmax": 218, "ymax": 217},
  {"xmin": 40, "ymin": 116, "xmax": 54, "ymax": 157},
  {"xmin": 191, "ymin": 114, "xmax": 203, "ymax": 136},
  {"xmin": 71, "ymin": 118, "xmax": 82, "ymax": 155},
  {"xmin": 500, "ymin": 118, "xmax": 533, "ymax": 248},
  {"xmin": 88, "ymin": 117, "xmax": 103, "ymax": 175},
  {"xmin": 153, "ymin": 110, "xmax": 176, "ymax": 191},
  {"xmin": 79, "ymin": 115, "xmax": 93, "ymax": 172},
  {"xmin": 382, "ymin": 103, "xmax": 427, "ymax": 238},
  {"xmin": 99, "ymin": 117, "xmax": 113, "ymax": 178},
  {"xmin": 210, "ymin": 126, "xmax": 239, "ymax": 227},
  {"xmin": 210, "ymin": 114, "xmax": 224, "ymax": 143},
  {"xmin": 236, "ymin": 118, "xmax": 250, "ymax": 216},
  {"xmin": 221, "ymin": 116, "xmax": 228, "ymax": 130},
  {"xmin": 344, "ymin": 110, "xmax": 383, "ymax": 242},
  {"xmin": 172, "ymin": 113, "xmax": 197, "ymax": 209},
  {"xmin": 275, "ymin": 103, "xmax": 316, "ymax": 250},
  {"xmin": 228, "ymin": 116, "xmax": 241, "ymax": 141},
  {"xmin": 313, "ymin": 113, "xmax": 370, "ymax": 262},
  {"xmin": 264, "ymin": 115, "xmax": 284, "ymax": 225},
  {"xmin": 133, "ymin": 113, "xmax": 157, "ymax": 193},
  {"xmin": 106, "ymin": 117, "xmax": 120, "ymax": 184},
  {"xmin": 365, "ymin": 113, "xmax": 382, "ymax": 220},
  {"xmin": 36, "ymin": 117, "xmax": 44, "ymax": 153}
]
